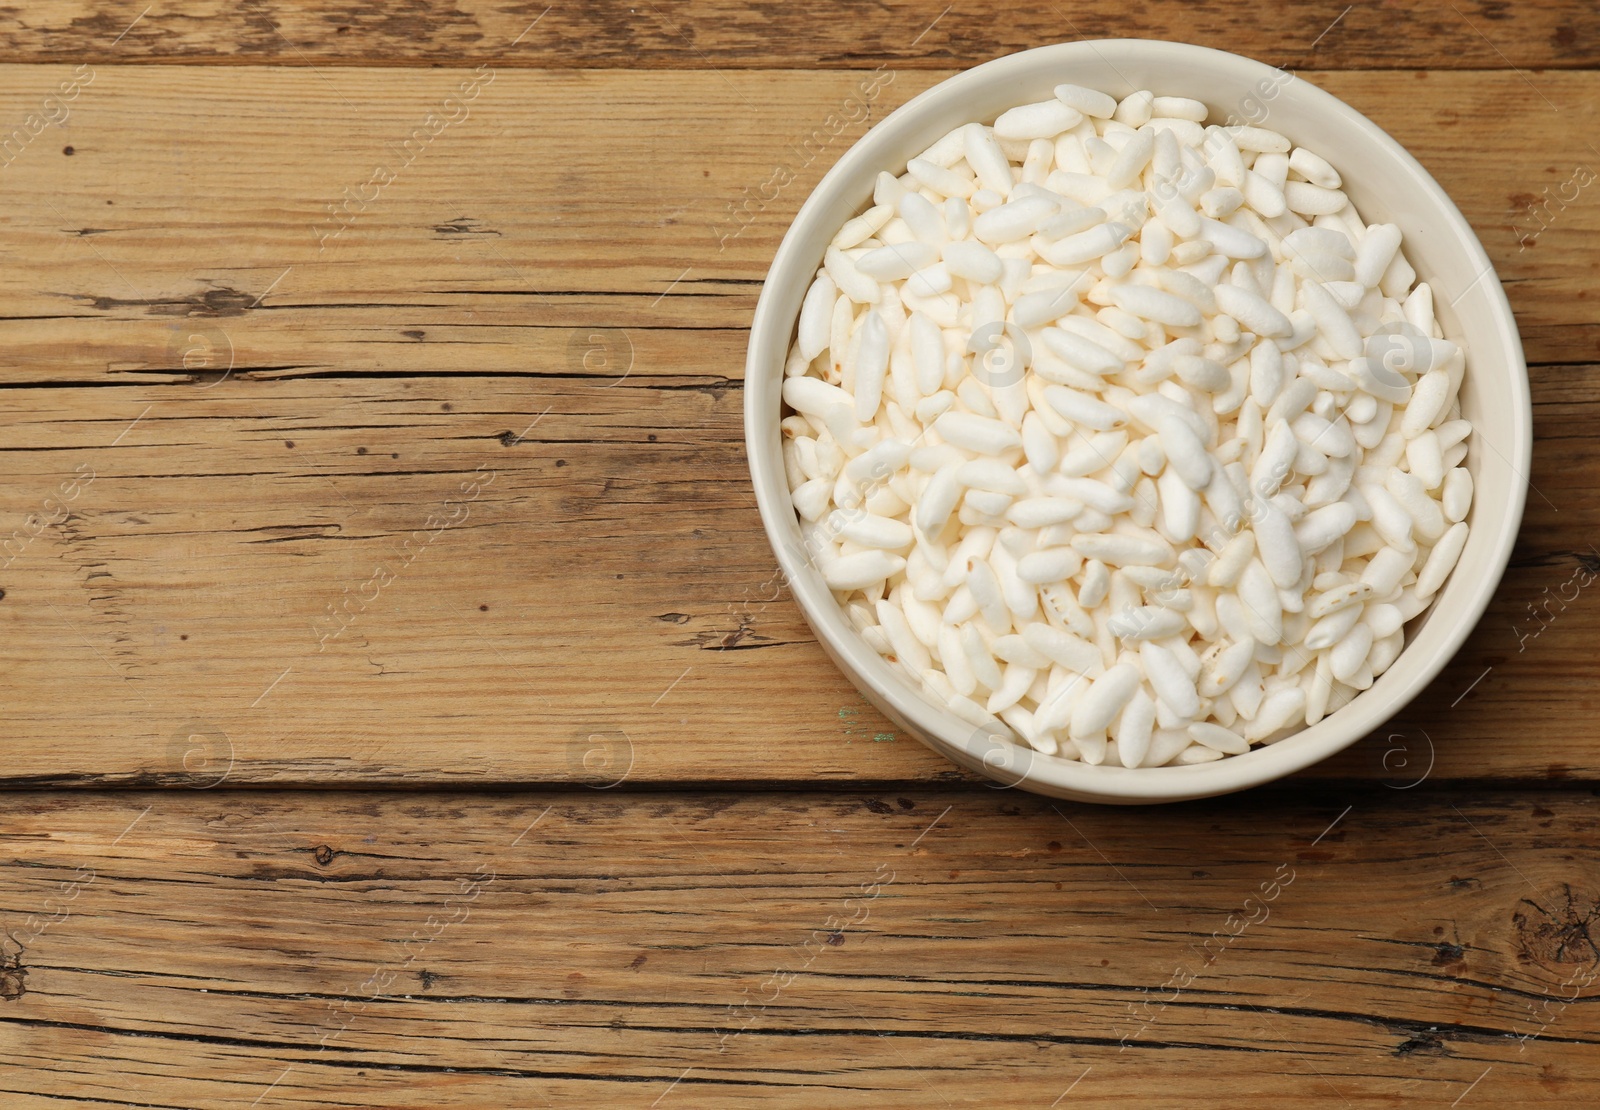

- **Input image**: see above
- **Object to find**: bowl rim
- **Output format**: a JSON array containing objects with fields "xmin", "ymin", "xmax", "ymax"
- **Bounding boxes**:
[{"xmin": 743, "ymin": 38, "xmax": 1531, "ymax": 802}]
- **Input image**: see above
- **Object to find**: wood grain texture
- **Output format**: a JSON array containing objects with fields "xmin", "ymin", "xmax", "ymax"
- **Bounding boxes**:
[
  {"xmin": 2, "ymin": 788, "xmax": 1598, "ymax": 1107},
  {"xmin": 0, "ymin": 367, "xmax": 1596, "ymax": 788},
  {"xmin": 3, "ymin": 8, "xmax": 1598, "ymax": 1109},
  {"xmin": 0, "ymin": 64, "xmax": 1595, "ymax": 785},
  {"xmin": 1, "ymin": 1, "xmax": 1597, "ymax": 71},
  {"xmin": 0, "ymin": 67, "xmax": 1592, "ymax": 376}
]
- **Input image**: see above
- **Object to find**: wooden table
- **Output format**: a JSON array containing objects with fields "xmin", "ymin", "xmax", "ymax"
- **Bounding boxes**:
[{"xmin": 1, "ymin": 3, "xmax": 1597, "ymax": 1105}]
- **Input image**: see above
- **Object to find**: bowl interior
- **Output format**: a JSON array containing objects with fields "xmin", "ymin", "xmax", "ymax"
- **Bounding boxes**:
[{"xmin": 745, "ymin": 40, "xmax": 1530, "ymax": 802}]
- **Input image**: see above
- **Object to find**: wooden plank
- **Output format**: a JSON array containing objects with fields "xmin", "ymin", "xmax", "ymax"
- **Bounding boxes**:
[
  {"xmin": 0, "ymin": 375, "xmax": 946, "ymax": 786},
  {"xmin": 0, "ymin": 362, "xmax": 1596, "ymax": 788},
  {"xmin": 0, "ymin": 67, "xmax": 1591, "ymax": 378},
  {"xmin": 1, "ymin": 788, "xmax": 1597, "ymax": 1106},
  {"xmin": 3, "ymin": 2, "xmax": 1598, "ymax": 71}
]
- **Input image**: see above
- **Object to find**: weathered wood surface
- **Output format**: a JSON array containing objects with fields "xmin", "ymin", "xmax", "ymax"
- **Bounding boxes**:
[
  {"xmin": 3, "ymin": 4, "xmax": 1600, "ymax": 1108},
  {"xmin": 2, "ymin": 788, "xmax": 1598, "ymax": 1107},
  {"xmin": 0, "ymin": 69, "xmax": 1591, "ymax": 375},
  {"xmin": 0, "ymin": 369, "xmax": 1595, "ymax": 788},
  {"xmin": 0, "ymin": 65, "xmax": 1595, "ymax": 785},
  {"xmin": 2, "ymin": 2, "xmax": 1597, "ymax": 71}
]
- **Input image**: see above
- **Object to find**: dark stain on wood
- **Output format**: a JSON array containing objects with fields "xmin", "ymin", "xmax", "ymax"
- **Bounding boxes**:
[
  {"xmin": 433, "ymin": 216, "xmax": 502, "ymax": 238},
  {"xmin": 0, "ymin": 943, "xmax": 25, "ymax": 1002},
  {"xmin": 1515, "ymin": 886, "xmax": 1600, "ymax": 965},
  {"xmin": 1395, "ymin": 1031, "xmax": 1450, "ymax": 1057},
  {"xmin": 81, "ymin": 285, "xmax": 256, "ymax": 317}
]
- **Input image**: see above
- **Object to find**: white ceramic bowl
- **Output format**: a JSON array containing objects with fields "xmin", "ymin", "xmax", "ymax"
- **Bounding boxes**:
[{"xmin": 744, "ymin": 40, "xmax": 1530, "ymax": 803}]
